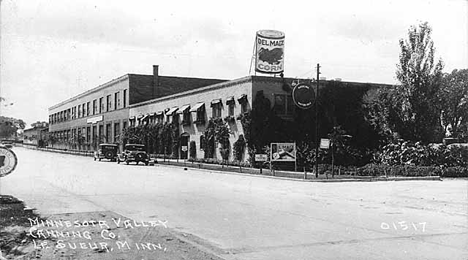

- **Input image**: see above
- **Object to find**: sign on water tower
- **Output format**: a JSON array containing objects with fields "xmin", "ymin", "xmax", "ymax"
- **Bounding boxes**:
[{"xmin": 255, "ymin": 30, "xmax": 285, "ymax": 74}]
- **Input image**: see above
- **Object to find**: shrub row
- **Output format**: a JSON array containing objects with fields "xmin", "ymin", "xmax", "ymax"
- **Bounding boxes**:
[
  {"xmin": 375, "ymin": 140, "xmax": 468, "ymax": 167},
  {"xmin": 356, "ymin": 163, "xmax": 468, "ymax": 177},
  {"xmin": 188, "ymin": 158, "xmax": 251, "ymax": 167}
]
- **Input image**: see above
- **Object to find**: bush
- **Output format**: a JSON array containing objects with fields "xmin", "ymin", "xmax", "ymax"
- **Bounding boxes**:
[
  {"xmin": 357, "ymin": 163, "xmax": 442, "ymax": 177},
  {"xmin": 233, "ymin": 135, "xmax": 246, "ymax": 161},
  {"xmin": 441, "ymin": 166, "xmax": 468, "ymax": 177},
  {"xmin": 375, "ymin": 140, "xmax": 468, "ymax": 167},
  {"xmin": 189, "ymin": 141, "xmax": 196, "ymax": 159},
  {"xmin": 356, "ymin": 164, "xmax": 387, "ymax": 176}
]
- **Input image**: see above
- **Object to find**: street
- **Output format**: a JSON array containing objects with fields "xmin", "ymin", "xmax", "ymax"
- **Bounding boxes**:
[{"xmin": 1, "ymin": 147, "xmax": 467, "ymax": 260}]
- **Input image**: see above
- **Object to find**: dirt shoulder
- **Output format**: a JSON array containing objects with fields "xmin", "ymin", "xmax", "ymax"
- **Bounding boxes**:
[{"xmin": 0, "ymin": 195, "xmax": 224, "ymax": 260}]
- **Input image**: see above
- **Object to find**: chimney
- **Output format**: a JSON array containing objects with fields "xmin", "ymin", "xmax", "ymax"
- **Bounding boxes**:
[{"xmin": 153, "ymin": 65, "xmax": 159, "ymax": 98}]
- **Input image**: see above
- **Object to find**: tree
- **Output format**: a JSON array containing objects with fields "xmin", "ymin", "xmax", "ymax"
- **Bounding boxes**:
[
  {"xmin": 393, "ymin": 22, "xmax": 444, "ymax": 143},
  {"xmin": 439, "ymin": 69, "xmax": 468, "ymax": 141},
  {"xmin": 0, "ymin": 116, "xmax": 26, "ymax": 139}
]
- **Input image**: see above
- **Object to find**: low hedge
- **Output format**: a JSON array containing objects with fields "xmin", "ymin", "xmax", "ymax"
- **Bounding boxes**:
[
  {"xmin": 357, "ymin": 163, "xmax": 468, "ymax": 177},
  {"xmin": 188, "ymin": 158, "xmax": 251, "ymax": 167}
]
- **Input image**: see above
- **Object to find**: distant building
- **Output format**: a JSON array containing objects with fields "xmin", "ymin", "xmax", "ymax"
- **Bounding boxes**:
[
  {"xmin": 48, "ymin": 65, "xmax": 226, "ymax": 150},
  {"xmin": 23, "ymin": 123, "xmax": 49, "ymax": 146}
]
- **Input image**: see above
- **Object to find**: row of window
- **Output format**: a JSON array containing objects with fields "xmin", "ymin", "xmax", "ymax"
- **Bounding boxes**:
[
  {"xmin": 133, "ymin": 95, "xmax": 249, "ymax": 126},
  {"xmin": 50, "ymin": 120, "xmax": 128, "ymax": 145},
  {"xmin": 50, "ymin": 90, "xmax": 127, "ymax": 124}
]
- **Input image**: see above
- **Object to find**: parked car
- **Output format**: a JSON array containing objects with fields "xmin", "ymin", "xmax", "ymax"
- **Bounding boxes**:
[
  {"xmin": 117, "ymin": 144, "xmax": 150, "ymax": 165},
  {"xmin": 1, "ymin": 140, "xmax": 13, "ymax": 149},
  {"xmin": 94, "ymin": 143, "xmax": 119, "ymax": 161}
]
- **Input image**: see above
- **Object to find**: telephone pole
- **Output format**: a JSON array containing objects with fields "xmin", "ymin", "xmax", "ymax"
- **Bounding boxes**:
[{"xmin": 315, "ymin": 64, "xmax": 320, "ymax": 178}]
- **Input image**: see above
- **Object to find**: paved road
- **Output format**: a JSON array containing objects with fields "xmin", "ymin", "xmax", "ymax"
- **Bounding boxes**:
[{"xmin": 1, "ymin": 147, "xmax": 467, "ymax": 260}]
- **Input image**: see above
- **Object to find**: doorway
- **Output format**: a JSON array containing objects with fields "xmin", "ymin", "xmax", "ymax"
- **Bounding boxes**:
[{"xmin": 180, "ymin": 133, "xmax": 189, "ymax": 159}]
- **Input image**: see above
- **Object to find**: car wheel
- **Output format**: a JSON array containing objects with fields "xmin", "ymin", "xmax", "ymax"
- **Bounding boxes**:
[
  {"xmin": 94, "ymin": 157, "xmax": 96, "ymax": 161},
  {"xmin": 145, "ymin": 161, "xmax": 149, "ymax": 166},
  {"xmin": 99, "ymin": 158, "xmax": 101, "ymax": 161},
  {"xmin": 126, "ymin": 160, "xmax": 129, "ymax": 165},
  {"xmin": 117, "ymin": 159, "xmax": 120, "ymax": 164}
]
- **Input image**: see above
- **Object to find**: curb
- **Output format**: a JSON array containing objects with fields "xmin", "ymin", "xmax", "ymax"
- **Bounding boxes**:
[
  {"xmin": 20, "ymin": 144, "xmax": 94, "ymax": 157},
  {"xmin": 155, "ymin": 161, "xmax": 442, "ymax": 183}
]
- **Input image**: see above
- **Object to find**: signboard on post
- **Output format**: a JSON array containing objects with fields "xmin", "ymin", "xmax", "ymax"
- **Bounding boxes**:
[
  {"xmin": 270, "ymin": 143, "xmax": 296, "ymax": 162},
  {"xmin": 255, "ymin": 154, "xmax": 268, "ymax": 162},
  {"xmin": 320, "ymin": 139, "xmax": 330, "ymax": 149},
  {"xmin": 255, "ymin": 30, "xmax": 285, "ymax": 74},
  {"xmin": 181, "ymin": 146, "xmax": 188, "ymax": 152}
]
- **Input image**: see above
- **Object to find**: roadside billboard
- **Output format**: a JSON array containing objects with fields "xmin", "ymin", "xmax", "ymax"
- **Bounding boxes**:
[
  {"xmin": 320, "ymin": 138, "xmax": 330, "ymax": 149},
  {"xmin": 270, "ymin": 142, "xmax": 296, "ymax": 162},
  {"xmin": 255, "ymin": 30, "xmax": 285, "ymax": 74}
]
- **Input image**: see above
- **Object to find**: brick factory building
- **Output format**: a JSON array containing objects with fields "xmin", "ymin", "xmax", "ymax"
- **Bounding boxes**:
[
  {"xmin": 48, "ymin": 65, "xmax": 226, "ymax": 150},
  {"xmin": 48, "ymin": 64, "xmax": 390, "ymax": 163},
  {"xmin": 129, "ymin": 75, "xmax": 389, "ymax": 162}
]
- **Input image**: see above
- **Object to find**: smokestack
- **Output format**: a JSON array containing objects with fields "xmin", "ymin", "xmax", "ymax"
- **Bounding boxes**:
[{"xmin": 153, "ymin": 65, "xmax": 159, "ymax": 98}]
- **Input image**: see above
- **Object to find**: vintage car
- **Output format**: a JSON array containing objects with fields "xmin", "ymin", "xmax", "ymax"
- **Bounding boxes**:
[
  {"xmin": 117, "ymin": 144, "xmax": 150, "ymax": 165},
  {"xmin": 1, "ymin": 140, "xmax": 13, "ymax": 149},
  {"xmin": 94, "ymin": 143, "xmax": 119, "ymax": 161}
]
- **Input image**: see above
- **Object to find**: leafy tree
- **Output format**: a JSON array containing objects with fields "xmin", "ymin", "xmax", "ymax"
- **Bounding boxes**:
[
  {"xmin": 439, "ymin": 69, "xmax": 468, "ymax": 141},
  {"xmin": 365, "ymin": 22, "xmax": 444, "ymax": 144},
  {"xmin": 393, "ymin": 22, "xmax": 444, "ymax": 143},
  {"xmin": 0, "ymin": 116, "xmax": 26, "ymax": 139},
  {"xmin": 203, "ymin": 118, "xmax": 230, "ymax": 159}
]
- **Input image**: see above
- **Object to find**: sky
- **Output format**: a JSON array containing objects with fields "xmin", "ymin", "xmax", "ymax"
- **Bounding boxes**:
[{"xmin": 0, "ymin": 0, "xmax": 467, "ymax": 127}]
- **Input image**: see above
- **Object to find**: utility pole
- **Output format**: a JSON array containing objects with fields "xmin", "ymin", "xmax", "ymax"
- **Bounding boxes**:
[{"xmin": 315, "ymin": 64, "xmax": 320, "ymax": 178}]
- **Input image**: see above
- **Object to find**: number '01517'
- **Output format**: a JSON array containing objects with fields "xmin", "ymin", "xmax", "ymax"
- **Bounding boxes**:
[{"xmin": 381, "ymin": 221, "xmax": 426, "ymax": 232}]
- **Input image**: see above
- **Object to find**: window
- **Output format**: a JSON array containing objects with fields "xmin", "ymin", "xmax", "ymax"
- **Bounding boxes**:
[
  {"xmin": 241, "ymin": 102, "xmax": 248, "ymax": 114},
  {"xmin": 86, "ymin": 102, "xmax": 90, "ymax": 116},
  {"xmin": 115, "ymin": 92, "xmax": 120, "ymax": 110},
  {"xmin": 211, "ymin": 99, "xmax": 222, "ymax": 118},
  {"xmin": 123, "ymin": 121, "xmax": 128, "ymax": 130},
  {"xmin": 77, "ymin": 128, "xmax": 82, "ymax": 141},
  {"xmin": 200, "ymin": 135, "xmax": 205, "ymax": 150},
  {"xmin": 92, "ymin": 126, "xmax": 97, "ymax": 142},
  {"xmin": 190, "ymin": 103, "xmax": 205, "ymax": 124},
  {"xmin": 106, "ymin": 123, "xmax": 112, "ymax": 143},
  {"xmin": 106, "ymin": 95, "xmax": 111, "ymax": 111},
  {"xmin": 114, "ymin": 123, "xmax": 120, "ymax": 143},
  {"xmin": 177, "ymin": 105, "xmax": 191, "ymax": 125},
  {"xmin": 82, "ymin": 103, "xmax": 86, "ymax": 117},
  {"xmin": 228, "ymin": 103, "xmax": 234, "ymax": 116},
  {"xmin": 98, "ymin": 125, "xmax": 104, "ymax": 143},
  {"xmin": 196, "ymin": 109, "xmax": 205, "ymax": 123},
  {"xmin": 274, "ymin": 94, "xmax": 294, "ymax": 116},
  {"xmin": 78, "ymin": 105, "xmax": 81, "ymax": 118},
  {"xmin": 238, "ymin": 95, "xmax": 248, "ymax": 114},
  {"xmin": 123, "ymin": 89, "xmax": 127, "ymax": 108},
  {"xmin": 173, "ymin": 114, "xmax": 179, "ymax": 124},
  {"xmin": 93, "ymin": 100, "xmax": 97, "ymax": 115},
  {"xmin": 86, "ymin": 126, "xmax": 91, "ymax": 142},
  {"xmin": 99, "ymin": 98, "xmax": 103, "ymax": 113},
  {"xmin": 183, "ymin": 111, "xmax": 190, "ymax": 125},
  {"xmin": 156, "ymin": 113, "xmax": 163, "ymax": 124}
]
